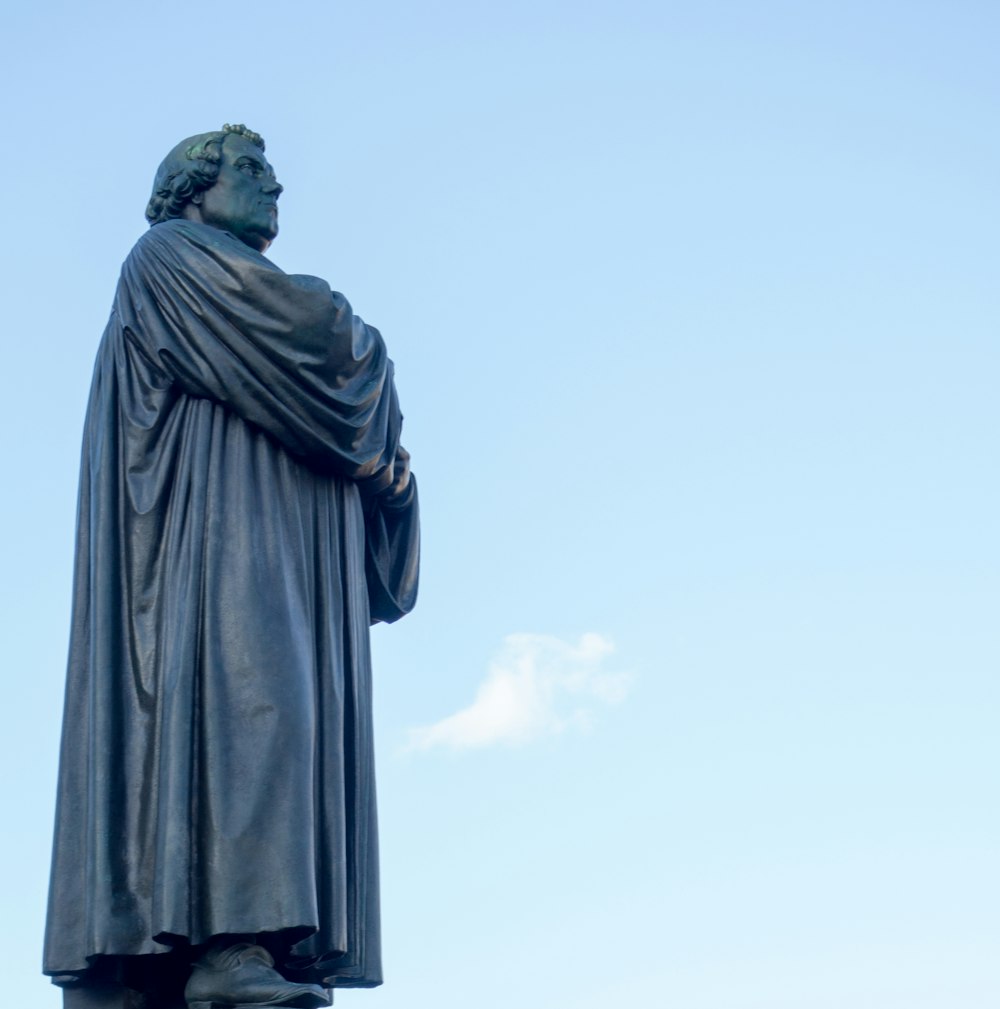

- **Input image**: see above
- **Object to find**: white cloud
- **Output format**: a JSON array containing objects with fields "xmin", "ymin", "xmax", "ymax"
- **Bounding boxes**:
[{"xmin": 406, "ymin": 632, "xmax": 631, "ymax": 752}]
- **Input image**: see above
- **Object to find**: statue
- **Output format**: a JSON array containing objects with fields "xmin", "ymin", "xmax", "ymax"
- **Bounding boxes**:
[{"xmin": 43, "ymin": 125, "xmax": 420, "ymax": 1009}]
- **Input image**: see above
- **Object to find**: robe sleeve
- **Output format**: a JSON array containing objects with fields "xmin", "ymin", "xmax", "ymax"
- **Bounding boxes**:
[
  {"xmin": 119, "ymin": 219, "xmax": 400, "ymax": 491},
  {"xmin": 365, "ymin": 475, "xmax": 420, "ymax": 624}
]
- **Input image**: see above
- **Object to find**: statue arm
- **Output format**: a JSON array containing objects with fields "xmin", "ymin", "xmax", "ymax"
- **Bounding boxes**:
[{"xmin": 122, "ymin": 221, "xmax": 402, "ymax": 489}]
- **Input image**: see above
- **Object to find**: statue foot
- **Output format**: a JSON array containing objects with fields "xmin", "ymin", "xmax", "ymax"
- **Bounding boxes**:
[{"xmin": 185, "ymin": 943, "xmax": 330, "ymax": 1009}]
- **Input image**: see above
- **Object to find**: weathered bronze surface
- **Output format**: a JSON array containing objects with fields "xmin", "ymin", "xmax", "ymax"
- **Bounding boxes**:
[{"xmin": 44, "ymin": 125, "xmax": 419, "ymax": 1009}]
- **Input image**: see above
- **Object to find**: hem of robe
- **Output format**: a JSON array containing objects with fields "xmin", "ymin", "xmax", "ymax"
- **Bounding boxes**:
[{"xmin": 44, "ymin": 925, "xmax": 382, "ymax": 990}]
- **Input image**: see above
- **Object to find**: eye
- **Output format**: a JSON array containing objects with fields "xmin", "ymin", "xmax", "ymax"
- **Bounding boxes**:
[{"xmin": 238, "ymin": 162, "xmax": 262, "ymax": 176}]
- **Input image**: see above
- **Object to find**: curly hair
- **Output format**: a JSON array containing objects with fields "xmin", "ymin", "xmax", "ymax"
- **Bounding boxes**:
[{"xmin": 145, "ymin": 124, "xmax": 266, "ymax": 226}]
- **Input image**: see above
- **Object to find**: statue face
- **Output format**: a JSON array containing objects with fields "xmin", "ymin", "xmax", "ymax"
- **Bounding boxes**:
[{"xmin": 193, "ymin": 134, "xmax": 283, "ymax": 252}]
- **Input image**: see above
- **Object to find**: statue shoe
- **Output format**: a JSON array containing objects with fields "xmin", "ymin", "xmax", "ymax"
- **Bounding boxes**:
[{"xmin": 185, "ymin": 942, "xmax": 331, "ymax": 1009}]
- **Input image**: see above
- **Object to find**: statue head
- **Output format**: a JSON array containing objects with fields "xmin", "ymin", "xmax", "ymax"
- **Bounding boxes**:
[{"xmin": 145, "ymin": 124, "xmax": 283, "ymax": 253}]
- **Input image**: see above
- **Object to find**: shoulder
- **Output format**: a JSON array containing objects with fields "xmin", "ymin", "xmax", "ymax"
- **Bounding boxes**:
[
  {"xmin": 132, "ymin": 219, "xmax": 236, "ymax": 257},
  {"xmin": 126, "ymin": 220, "xmax": 281, "ymax": 284},
  {"xmin": 127, "ymin": 220, "xmax": 202, "ymax": 271}
]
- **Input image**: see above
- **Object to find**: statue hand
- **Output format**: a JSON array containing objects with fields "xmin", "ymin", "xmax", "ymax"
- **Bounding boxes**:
[{"xmin": 380, "ymin": 446, "xmax": 412, "ymax": 508}]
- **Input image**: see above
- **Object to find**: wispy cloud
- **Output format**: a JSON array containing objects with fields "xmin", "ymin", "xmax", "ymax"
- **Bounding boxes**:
[{"xmin": 407, "ymin": 632, "xmax": 631, "ymax": 751}]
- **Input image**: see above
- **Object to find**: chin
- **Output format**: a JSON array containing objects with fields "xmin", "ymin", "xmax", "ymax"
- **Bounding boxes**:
[
  {"xmin": 244, "ymin": 226, "xmax": 277, "ymax": 253},
  {"xmin": 259, "ymin": 219, "xmax": 279, "ymax": 244}
]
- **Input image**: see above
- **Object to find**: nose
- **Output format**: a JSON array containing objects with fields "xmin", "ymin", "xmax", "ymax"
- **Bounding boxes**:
[{"xmin": 264, "ymin": 179, "xmax": 283, "ymax": 197}]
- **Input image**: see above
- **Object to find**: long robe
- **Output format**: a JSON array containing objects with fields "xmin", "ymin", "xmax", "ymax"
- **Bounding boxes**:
[{"xmin": 43, "ymin": 219, "xmax": 419, "ymax": 991}]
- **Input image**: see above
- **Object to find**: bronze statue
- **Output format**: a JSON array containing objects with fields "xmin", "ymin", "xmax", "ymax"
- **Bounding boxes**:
[{"xmin": 44, "ymin": 124, "xmax": 419, "ymax": 1009}]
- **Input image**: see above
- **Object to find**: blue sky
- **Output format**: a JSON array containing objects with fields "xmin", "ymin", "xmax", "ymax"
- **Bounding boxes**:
[{"xmin": 1, "ymin": 2, "xmax": 998, "ymax": 1007}]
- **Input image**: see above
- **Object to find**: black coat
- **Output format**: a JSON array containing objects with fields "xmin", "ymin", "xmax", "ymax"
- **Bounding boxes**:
[{"xmin": 43, "ymin": 220, "xmax": 419, "ymax": 990}]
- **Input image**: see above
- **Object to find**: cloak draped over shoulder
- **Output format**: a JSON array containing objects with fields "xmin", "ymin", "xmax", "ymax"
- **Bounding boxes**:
[{"xmin": 44, "ymin": 219, "xmax": 419, "ymax": 990}]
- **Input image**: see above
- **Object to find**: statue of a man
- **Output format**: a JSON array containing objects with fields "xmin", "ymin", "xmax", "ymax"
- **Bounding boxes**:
[{"xmin": 43, "ymin": 124, "xmax": 419, "ymax": 1009}]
